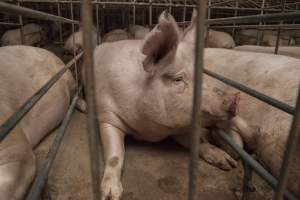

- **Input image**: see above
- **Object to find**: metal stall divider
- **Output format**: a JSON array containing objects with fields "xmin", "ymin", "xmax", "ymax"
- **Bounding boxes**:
[
  {"xmin": 188, "ymin": 1, "xmax": 206, "ymax": 200},
  {"xmin": 81, "ymin": 0, "xmax": 102, "ymax": 199}
]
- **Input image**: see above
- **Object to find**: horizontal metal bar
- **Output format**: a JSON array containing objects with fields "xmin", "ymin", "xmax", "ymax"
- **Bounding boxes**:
[
  {"xmin": 210, "ymin": 24, "xmax": 300, "ymax": 30},
  {"xmin": 0, "ymin": 21, "xmax": 22, "ymax": 26},
  {"xmin": 207, "ymin": 12, "xmax": 300, "ymax": 25},
  {"xmin": 0, "ymin": 52, "xmax": 83, "ymax": 142},
  {"xmin": 0, "ymin": 2, "xmax": 80, "ymax": 24},
  {"xmin": 3, "ymin": 0, "xmax": 197, "ymax": 7},
  {"xmin": 25, "ymin": 85, "xmax": 81, "ymax": 200},
  {"xmin": 203, "ymin": 69, "xmax": 294, "ymax": 115},
  {"xmin": 208, "ymin": 6, "xmax": 294, "ymax": 12},
  {"xmin": 214, "ymin": 129, "xmax": 298, "ymax": 200}
]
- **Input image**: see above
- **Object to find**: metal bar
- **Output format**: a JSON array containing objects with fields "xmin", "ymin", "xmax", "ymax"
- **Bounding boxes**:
[
  {"xmin": 206, "ymin": 11, "xmax": 300, "ymax": 25},
  {"xmin": 188, "ymin": 1, "xmax": 207, "ymax": 200},
  {"xmin": 209, "ymin": 24, "xmax": 300, "ymax": 30},
  {"xmin": 25, "ymin": 85, "xmax": 81, "ymax": 200},
  {"xmin": 231, "ymin": 0, "xmax": 238, "ymax": 39},
  {"xmin": 215, "ymin": 129, "xmax": 298, "ymax": 200},
  {"xmin": 242, "ymin": 161, "xmax": 254, "ymax": 200},
  {"xmin": 275, "ymin": 0, "xmax": 286, "ymax": 55},
  {"xmin": 0, "ymin": 52, "xmax": 83, "ymax": 142},
  {"xmin": 182, "ymin": 0, "xmax": 186, "ymax": 29},
  {"xmin": 133, "ymin": 0, "xmax": 136, "ymax": 24},
  {"xmin": 256, "ymin": 0, "xmax": 265, "ymax": 45},
  {"xmin": 0, "ymin": 22, "xmax": 21, "ymax": 26},
  {"xmin": 81, "ymin": 0, "xmax": 101, "ymax": 199},
  {"xmin": 274, "ymin": 86, "xmax": 300, "ymax": 200},
  {"xmin": 96, "ymin": 0, "xmax": 100, "ymax": 44},
  {"xmin": 203, "ymin": 69, "xmax": 294, "ymax": 115},
  {"xmin": 208, "ymin": 6, "xmax": 294, "ymax": 12},
  {"xmin": 0, "ymin": 2, "xmax": 79, "ymax": 24},
  {"xmin": 56, "ymin": 0, "xmax": 63, "ymax": 43},
  {"xmin": 17, "ymin": 0, "xmax": 25, "ymax": 45},
  {"xmin": 149, "ymin": 0, "xmax": 152, "ymax": 26},
  {"xmin": 70, "ymin": 0, "xmax": 78, "ymax": 86}
]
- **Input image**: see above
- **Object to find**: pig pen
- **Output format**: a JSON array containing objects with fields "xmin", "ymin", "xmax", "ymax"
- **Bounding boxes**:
[{"xmin": 0, "ymin": 1, "xmax": 299, "ymax": 200}]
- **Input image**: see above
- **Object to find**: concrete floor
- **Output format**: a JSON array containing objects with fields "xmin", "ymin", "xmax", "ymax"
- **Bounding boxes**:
[{"xmin": 35, "ymin": 111, "xmax": 273, "ymax": 200}]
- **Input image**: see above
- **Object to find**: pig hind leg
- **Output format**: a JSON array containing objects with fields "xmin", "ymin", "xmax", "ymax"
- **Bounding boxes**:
[{"xmin": 0, "ymin": 127, "xmax": 36, "ymax": 199}]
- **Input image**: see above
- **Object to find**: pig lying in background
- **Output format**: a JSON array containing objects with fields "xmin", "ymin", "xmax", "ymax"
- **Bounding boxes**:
[
  {"xmin": 102, "ymin": 29, "xmax": 133, "ymax": 43},
  {"xmin": 64, "ymin": 26, "xmax": 99, "ymax": 54},
  {"xmin": 204, "ymin": 48, "xmax": 300, "ymax": 197},
  {"xmin": 1, "ymin": 23, "xmax": 47, "ymax": 46},
  {"xmin": 128, "ymin": 24, "xmax": 150, "ymax": 39},
  {"xmin": 234, "ymin": 45, "xmax": 300, "ymax": 59},
  {"xmin": 206, "ymin": 29, "xmax": 236, "ymax": 49},
  {"xmin": 236, "ymin": 29, "xmax": 295, "ymax": 46},
  {"xmin": 92, "ymin": 10, "xmax": 253, "ymax": 200},
  {"xmin": 0, "ymin": 45, "xmax": 76, "ymax": 199}
]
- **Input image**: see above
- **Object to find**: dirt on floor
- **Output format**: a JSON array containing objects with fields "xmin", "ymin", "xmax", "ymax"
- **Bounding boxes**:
[{"xmin": 35, "ymin": 111, "xmax": 274, "ymax": 200}]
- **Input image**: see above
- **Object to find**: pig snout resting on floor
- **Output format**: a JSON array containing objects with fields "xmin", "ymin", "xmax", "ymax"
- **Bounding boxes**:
[
  {"xmin": 91, "ymin": 10, "xmax": 251, "ymax": 200},
  {"xmin": 206, "ymin": 29, "xmax": 236, "ymax": 49},
  {"xmin": 0, "ymin": 45, "xmax": 76, "ymax": 199},
  {"xmin": 1, "ymin": 23, "xmax": 47, "ymax": 46},
  {"xmin": 102, "ymin": 29, "xmax": 133, "ymax": 43},
  {"xmin": 234, "ymin": 45, "xmax": 300, "ymax": 59},
  {"xmin": 203, "ymin": 48, "xmax": 300, "ymax": 197}
]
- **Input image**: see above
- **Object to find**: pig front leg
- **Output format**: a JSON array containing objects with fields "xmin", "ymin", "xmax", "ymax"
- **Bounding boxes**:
[
  {"xmin": 99, "ymin": 123, "xmax": 125, "ymax": 200},
  {"xmin": 172, "ymin": 130, "xmax": 237, "ymax": 171}
]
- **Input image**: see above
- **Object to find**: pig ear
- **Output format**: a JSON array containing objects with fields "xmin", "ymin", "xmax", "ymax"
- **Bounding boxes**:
[
  {"xmin": 141, "ymin": 10, "xmax": 180, "ymax": 73},
  {"xmin": 222, "ymin": 92, "xmax": 240, "ymax": 116},
  {"xmin": 182, "ymin": 9, "xmax": 197, "ymax": 40}
]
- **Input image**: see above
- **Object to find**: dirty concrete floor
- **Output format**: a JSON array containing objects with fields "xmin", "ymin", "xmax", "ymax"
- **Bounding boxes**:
[{"xmin": 35, "ymin": 111, "xmax": 274, "ymax": 200}]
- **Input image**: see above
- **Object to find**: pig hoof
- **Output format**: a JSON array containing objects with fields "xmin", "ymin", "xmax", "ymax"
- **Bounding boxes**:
[
  {"xmin": 200, "ymin": 146, "xmax": 237, "ymax": 171},
  {"xmin": 75, "ymin": 98, "xmax": 87, "ymax": 113},
  {"xmin": 101, "ymin": 175, "xmax": 123, "ymax": 200}
]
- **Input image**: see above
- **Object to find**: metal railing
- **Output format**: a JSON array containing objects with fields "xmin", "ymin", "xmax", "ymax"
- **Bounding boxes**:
[{"xmin": 0, "ymin": 1, "xmax": 299, "ymax": 200}]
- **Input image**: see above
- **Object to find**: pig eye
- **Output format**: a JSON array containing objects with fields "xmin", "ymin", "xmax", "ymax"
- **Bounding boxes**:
[{"xmin": 174, "ymin": 76, "xmax": 183, "ymax": 82}]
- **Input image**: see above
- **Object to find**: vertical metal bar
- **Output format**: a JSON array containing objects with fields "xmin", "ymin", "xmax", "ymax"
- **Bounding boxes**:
[
  {"xmin": 56, "ymin": 0, "xmax": 63, "ymax": 43},
  {"xmin": 101, "ymin": 4, "xmax": 105, "ymax": 36},
  {"xmin": 205, "ymin": 0, "xmax": 211, "ymax": 47},
  {"xmin": 17, "ymin": 0, "xmax": 24, "ymax": 45},
  {"xmin": 169, "ymin": 0, "xmax": 172, "ymax": 14},
  {"xmin": 149, "ymin": 0, "xmax": 152, "ymax": 26},
  {"xmin": 182, "ymin": 0, "xmax": 187, "ymax": 29},
  {"xmin": 256, "ymin": 0, "xmax": 265, "ymax": 45},
  {"xmin": 242, "ymin": 161, "xmax": 254, "ymax": 200},
  {"xmin": 274, "ymin": 86, "xmax": 300, "ymax": 200},
  {"xmin": 231, "ymin": 0, "xmax": 238, "ymax": 39},
  {"xmin": 187, "ymin": 1, "xmax": 206, "ymax": 200},
  {"xmin": 81, "ymin": 0, "xmax": 101, "ymax": 199},
  {"xmin": 133, "ymin": 0, "xmax": 136, "ymax": 25},
  {"xmin": 96, "ymin": 0, "xmax": 100, "ymax": 44},
  {"xmin": 275, "ymin": 0, "xmax": 286, "ymax": 55},
  {"xmin": 70, "ymin": 0, "xmax": 78, "ymax": 87}
]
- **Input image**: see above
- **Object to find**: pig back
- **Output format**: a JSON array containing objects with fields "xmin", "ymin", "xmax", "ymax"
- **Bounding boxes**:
[
  {"xmin": 204, "ymin": 48, "xmax": 300, "ymax": 197},
  {"xmin": 0, "ymin": 45, "xmax": 75, "ymax": 146}
]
